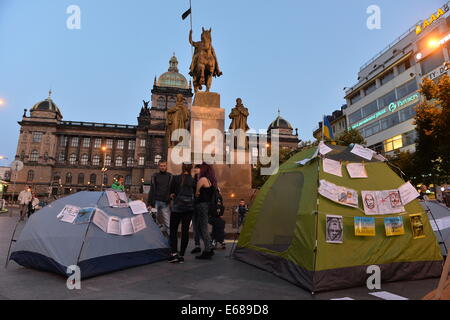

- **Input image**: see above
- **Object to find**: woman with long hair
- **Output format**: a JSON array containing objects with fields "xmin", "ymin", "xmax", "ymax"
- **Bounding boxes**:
[
  {"xmin": 168, "ymin": 163, "xmax": 195, "ymax": 263},
  {"xmin": 194, "ymin": 162, "xmax": 217, "ymax": 259}
]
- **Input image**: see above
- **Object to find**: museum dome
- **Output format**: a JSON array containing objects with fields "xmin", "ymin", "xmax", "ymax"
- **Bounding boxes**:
[
  {"xmin": 30, "ymin": 91, "xmax": 62, "ymax": 116},
  {"xmin": 157, "ymin": 54, "xmax": 189, "ymax": 89},
  {"xmin": 268, "ymin": 111, "xmax": 294, "ymax": 131}
]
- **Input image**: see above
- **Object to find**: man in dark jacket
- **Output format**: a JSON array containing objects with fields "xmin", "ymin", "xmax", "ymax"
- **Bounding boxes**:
[{"xmin": 148, "ymin": 160, "xmax": 172, "ymax": 235}]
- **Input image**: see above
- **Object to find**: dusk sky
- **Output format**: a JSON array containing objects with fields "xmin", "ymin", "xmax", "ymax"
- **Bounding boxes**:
[{"xmin": 0, "ymin": 0, "xmax": 444, "ymax": 162}]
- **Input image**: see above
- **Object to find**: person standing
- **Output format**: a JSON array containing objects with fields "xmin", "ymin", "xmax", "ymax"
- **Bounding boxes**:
[
  {"xmin": 236, "ymin": 199, "xmax": 249, "ymax": 227},
  {"xmin": 27, "ymin": 192, "xmax": 39, "ymax": 218},
  {"xmin": 148, "ymin": 160, "xmax": 172, "ymax": 236},
  {"xmin": 195, "ymin": 163, "xmax": 217, "ymax": 259},
  {"xmin": 168, "ymin": 163, "xmax": 195, "ymax": 263},
  {"xmin": 18, "ymin": 186, "xmax": 32, "ymax": 221},
  {"xmin": 191, "ymin": 164, "xmax": 202, "ymax": 254}
]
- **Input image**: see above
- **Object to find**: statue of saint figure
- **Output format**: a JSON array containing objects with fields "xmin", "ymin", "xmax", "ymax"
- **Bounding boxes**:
[
  {"xmin": 189, "ymin": 27, "xmax": 223, "ymax": 93},
  {"xmin": 166, "ymin": 94, "xmax": 190, "ymax": 146},
  {"xmin": 229, "ymin": 98, "xmax": 250, "ymax": 132}
]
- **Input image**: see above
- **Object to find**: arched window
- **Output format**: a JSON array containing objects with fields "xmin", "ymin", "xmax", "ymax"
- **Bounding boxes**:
[
  {"xmin": 69, "ymin": 154, "xmax": 77, "ymax": 165},
  {"xmin": 167, "ymin": 96, "xmax": 176, "ymax": 109},
  {"xmin": 80, "ymin": 154, "xmax": 89, "ymax": 166},
  {"xmin": 53, "ymin": 174, "xmax": 61, "ymax": 184},
  {"xmin": 92, "ymin": 155, "xmax": 100, "ymax": 166},
  {"xmin": 27, "ymin": 170, "xmax": 34, "ymax": 182},
  {"xmin": 89, "ymin": 174, "xmax": 97, "ymax": 185},
  {"xmin": 104, "ymin": 155, "xmax": 111, "ymax": 167},
  {"xmin": 66, "ymin": 172, "xmax": 73, "ymax": 184},
  {"xmin": 78, "ymin": 173, "xmax": 84, "ymax": 185},
  {"xmin": 127, "ymin": 157, "xmax": 134, "ymax": 167},
  {"xmin": 103, "ymin": 174, "xmax": 108, "ymax": 186},
  {"xmin": 115, "ymin": 156, "xmax": 123, "ymax": 167},
  {"xmin": 30, "ymin": 150, "xmax": 39, "ymax": 162},
  {"xmin": 157, "ymin": 97, "xmax": 166, "ymax": 109}
]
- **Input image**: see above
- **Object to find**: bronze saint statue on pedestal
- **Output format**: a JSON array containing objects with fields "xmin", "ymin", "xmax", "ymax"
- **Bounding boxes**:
[
  {"xmin": 166, "ymin": 94, "xmax": 190, "ymax": 146},
  {"xmin": 189, "ymin": 28, "xmax": 223, "ymax": 93},
  {"xmin": 229, "ymin": 98, "xmax": 250, "ymax": 132}
]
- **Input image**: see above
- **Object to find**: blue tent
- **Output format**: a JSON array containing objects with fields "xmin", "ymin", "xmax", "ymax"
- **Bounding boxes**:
[{"xmin": 10, "ymin": 192, "xmax": 170, "ymax": 279}]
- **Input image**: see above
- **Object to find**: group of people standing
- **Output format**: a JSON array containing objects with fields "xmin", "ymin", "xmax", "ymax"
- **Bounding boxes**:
[
  {"xmin": 148, "ymin": 160, "xmax": 226, "ymax": 263},
  {"xmin": 17, "ymin": 186, "xmax": 39, "ymax": 221}
]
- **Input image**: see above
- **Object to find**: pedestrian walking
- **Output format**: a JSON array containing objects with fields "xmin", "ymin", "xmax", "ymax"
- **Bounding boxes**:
[
  {"xmin": 194, "ymin": 163, "xmax": 217, "ymax": 259},
  {"xmin": 191, "ymin": 164, "xmax": 202, "ymax": 254},
  {"xmin": 148, "ymin": 160, "xmax": 172, "ymax": 236},
  {"xmin": 168, "ymin": 163, "xmax": 195, "ymax": 264},
  {"xmin": 18, "ymin": 186, "xmax": 32, "ymax": 221}
]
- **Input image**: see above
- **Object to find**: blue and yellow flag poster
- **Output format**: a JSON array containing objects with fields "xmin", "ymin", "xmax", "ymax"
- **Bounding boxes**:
[{"xmin": 323, "ymin": 116, "xmax": 334, "ymax": 140}]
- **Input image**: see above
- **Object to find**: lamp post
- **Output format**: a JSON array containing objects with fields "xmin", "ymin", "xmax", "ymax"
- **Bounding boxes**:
[{"xmin": 101, "ymin": 146, "xmax": 108, "ymax": 191}]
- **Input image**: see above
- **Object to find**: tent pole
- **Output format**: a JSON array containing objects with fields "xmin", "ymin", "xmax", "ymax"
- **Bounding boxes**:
[
  {"xmin": 311, "ymin": 155, "xmax": 321, "ymax": 294},
  {"xmin": 4, "ymin": 218, "xmax": 22, "ymax": 268}
]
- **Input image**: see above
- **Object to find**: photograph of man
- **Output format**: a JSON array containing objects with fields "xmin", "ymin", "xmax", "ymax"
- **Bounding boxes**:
[
  {"xmin": 410, "ymin": 214, "xmax": 425, "ymax": 239},
  {"xmin": 326, "ymin": 215, "xmax": 343, "ymax": 244}
]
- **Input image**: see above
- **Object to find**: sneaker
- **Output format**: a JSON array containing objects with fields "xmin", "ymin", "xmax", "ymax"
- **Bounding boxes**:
[
  {"xmin": 191, "ymin": 247, "xmax": 201, "ymax": 254},
  {"xmin": 168, "ymin": 254, "xmax": 180, "ymax": 263},
  {"xmin": 220, "ymin": 242, "xmax": 226, "ymax": 250},
  {"xmin": 178, "ymin": 256, "xmax": 185, "ymax": 264},
  {"xmin": 195, "ymin": 251, "xmax": 214, "ymax": 260}
]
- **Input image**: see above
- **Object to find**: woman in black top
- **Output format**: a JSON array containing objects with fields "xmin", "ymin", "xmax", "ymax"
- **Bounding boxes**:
[{"xmin": 168, "ymin": 163, "xmax": 195, "ymax": 263}]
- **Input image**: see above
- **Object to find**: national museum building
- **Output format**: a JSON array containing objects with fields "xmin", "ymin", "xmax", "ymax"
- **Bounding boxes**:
[{"xmin": 11, "ymin": 55, "xmax": 299, "ymax": 198}]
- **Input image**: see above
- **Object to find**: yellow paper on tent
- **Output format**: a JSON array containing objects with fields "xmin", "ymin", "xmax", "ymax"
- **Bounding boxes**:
[
  {"xmin": 384, "ymin": 217, "xmax": 405, "ymax": 236},
  {"xmin": 410, "ymin": 213, "xmax": 426, "ymax": 239},
  {"xmin": 354, "ymin": 217, "xmax": 376, "ymax": 237}
]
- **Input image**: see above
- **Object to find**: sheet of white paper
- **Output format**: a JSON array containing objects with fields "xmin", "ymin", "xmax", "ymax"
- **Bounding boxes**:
[
  {"xmin": 323, "ymin": 158, "xmax": 342, "ymax": 177},
  {"xmin": 131, "ymin": 215, "xmax": 147, "ymax": 233},
  {"xmin": 120, "ymin": 218, "xmax": 134, "ymax": 236},
  {"xmin": 59, "ymin": 205, "xmax": 80, "ymax": 224},
  {"xmin": 319, "ymin": 180, "xmax": 358, "ymax": 208},
  {"xmin": 106, "ymin": 190, "xmax": 129, "ymax": 208},
  {"xmin": 93, "ymin": 209, "xmax": 109, "ymax": 233},
  {"xmin": 319, "ymin": 141, "xmax": 333, "ymax": 156},
  {"xmin": 107, "ymin": 216, "xmax": 122, "ymax": 235},
  {"xmin": 373, "ymin": 153, "xmax": 387, "ymax": 162},
  {"xmin": 368, "ymin": 291, "xmax": 408, "ymax": 300},
  {"xmin": 351, "ymin": 144, "xmax": 373, "ymax": 160},
  {"xmin": 361, "ymin": 190, "xmax": 405, "ymax": 215},
  {"xmin": 129, "ymin": 200, "xmax": 148, "ymax": 215},
  {"xmin": 398, "ymin": 182, "xmax": 420, "ymax": 205},
  {"xmin": 346, "ymin": 163, "xmax": 368, "ymax": 179}
]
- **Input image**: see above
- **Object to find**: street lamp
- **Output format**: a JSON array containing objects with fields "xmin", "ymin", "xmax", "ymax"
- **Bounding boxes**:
[{"xmin": 101, "ymin": 146, "xmax": 108, "ymax": 191}]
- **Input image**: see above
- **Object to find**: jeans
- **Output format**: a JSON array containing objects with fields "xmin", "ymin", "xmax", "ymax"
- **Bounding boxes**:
[
  {"xmin": 192, "ymin": 207, "xmax": 201, "ymax": 247},
  {"xmin": 19, "ymin": 204, "xmax": 28, "ymax": 220},
  {"xmin": 155, "ymin": 201, "xmax": 171, "ymax": 232},
  {"xmin": 170, "ymin": 211, "xmax": 193, "ymax": 256},
  {"xmin": 195, "ymin": 202, "xmax": 213, "ymax": 252}
]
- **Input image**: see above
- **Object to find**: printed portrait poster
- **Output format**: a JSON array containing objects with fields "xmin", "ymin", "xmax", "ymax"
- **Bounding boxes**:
[
  {"xmin": 354, "ymin": 216, "xmax": 376, "ymax": 237},
  {"xmin": 410, "ymin": 213, "xmax": 426, "ymax": 239},
  {"xmin": 361, "ymin": 190, "xmax": 405, "ymax": 215},
  {"xmin": 106, "ymin": 190, "xmax": 129, "ymax": 208},
  {"xmin": 326, "ymin": 215, "xmax": 343, "ymax": 244},
  {"xmin": 384, "ymin": 217, "xmax": 405, "ymax": 237}
]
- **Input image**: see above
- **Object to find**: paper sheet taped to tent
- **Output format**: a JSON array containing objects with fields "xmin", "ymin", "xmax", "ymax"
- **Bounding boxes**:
[
  {"xmin": 319, "ymin": 180, "xmax": 358, "ymax": 208},
  {"xmin": 93, "ymin": 208, "xmax": 147, "ymax": 236},
  {"xmin": 361, "ymin": 190, "xmax": 405, "ymax": 215}
]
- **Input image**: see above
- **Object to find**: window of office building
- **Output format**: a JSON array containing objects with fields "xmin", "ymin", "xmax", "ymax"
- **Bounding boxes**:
[
  {"xmin": 380, "ymin": 112, "xmax": 400, "ymax": 131},
  {"xmin": 30, "ymin": 150, "xmax": 39, "ymax": 162},
  {"xmin": 397, "ymin": 58, "xmax": 412, "ymax": 74},
  {"xmin": 80, "ymin": 154, "xmax": 89, "ymax": 166},
  {"xmin": 396, "ymin": 79, "xmax": 418, "ymax": 99},
  {"xmin": 82, "ymin": 138, "xmax": 90, "ymax": 148},
  {"xmin": 362, "ymin": 121, "xmax": 381, "ymax": 138},
  {"xmin": 364, "ymin": 81, "xmax": 377, "ymax": 96},
  {"xmin": 106, "ymin": 139, "xmax": 113, "ymax": 149},
  {"xmin": 380, "ymin": 69, "xmax": 395, "ymax": 85},
  {"xmin": 69, "ymin": 154, "xmax": 77, "ymax": 165},
  {"xmin": 33, "ymin": 132, "xmax": 43, "ymax": 143},
  {"xmin": 348, "ymin": 109, "xmax": 363, "ymax": 125},
  {"xmin": 403, "ymin": 130, "xmax": 417, "ymax": 147},
  {"xmin": 117, "ymin": 140, "xmax": 124, "ymax": 150},
  {"xmin": 349, "ymin": 91, "xmax": 362, "ymax": 105},
  {"xmin": 362, "ymin": 100, "xmax": 379, "ymax": 117},
  {"xmin": 421, "ymin": 49, "xmax": 445, "ymax": 75},
  {"xmin": 128, "ymin": 140, "xmax": 136, "ymax": 150},
  {"xmin": 138, "ymin": 156, "xmax": 145, "ymax": 166},
  {"xmin": 384, "ymin": 135, "xmax": 403, "ymax": 152},
  {"xmin": 71, "ymin": 137, "xmax": 79, "ymax": 147},
  {"xmin": 92, "ymin": 155, "xmax": 100, "ymax": 166},
  {"xmin": 94, "ymin": 138, "xmax": 102, "ymax": 148},
  {"xmin": 399, "ymin": 105, "xmax": 417, "ymax": 122},
  {"xmin": 378, "ymin": 90, "xmax": 396, "ymax": 108}
]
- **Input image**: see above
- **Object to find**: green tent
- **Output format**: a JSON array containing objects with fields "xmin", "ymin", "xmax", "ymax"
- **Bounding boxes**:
[{"xmin": 235, "ymin": 144, "xmax": 443, "ymax": 293}]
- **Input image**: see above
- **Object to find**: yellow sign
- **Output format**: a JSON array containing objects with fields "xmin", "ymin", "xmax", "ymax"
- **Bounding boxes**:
[
  {"xmin": 354, "ymin": 217, "xmax": 376, "ymax": 237},
  {"xmin": 416, "ymin": 3, "xmax": 449, "ymax": 35},
  {"xmin": 384, "ymin": 217, "xmax": 405, "ymax": 237},
  {"xmin": 410, "ymin": 213, "xmax": 426, "ymax": 239}
]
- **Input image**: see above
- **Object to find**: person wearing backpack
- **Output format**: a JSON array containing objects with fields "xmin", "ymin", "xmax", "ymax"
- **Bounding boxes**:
[
  {"xmin": 168, "ymin": 163, "xmax": 195, "ymax": 263},
  {"xmin": 194, "ymin": 163, "xmax": 217, "ymax": 259}
]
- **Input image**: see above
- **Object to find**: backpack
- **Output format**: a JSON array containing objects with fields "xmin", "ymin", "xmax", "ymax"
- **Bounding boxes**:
[
  {"xmin": 209, "ymin": 186, "xmax": 225, "ymax": 218},
  {"xmin": 172, "ymin": 175, "xmax": 195, "ymax": 212}
]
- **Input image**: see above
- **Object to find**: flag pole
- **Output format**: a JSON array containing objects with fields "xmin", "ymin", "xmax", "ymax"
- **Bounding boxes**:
[
  {"xmin": 322, "ymin": 115, "xmax": 325, "ymax": 142},
  {"xmin": 189, "ymin": 0, "xmax": 193, "ymax": 56}
]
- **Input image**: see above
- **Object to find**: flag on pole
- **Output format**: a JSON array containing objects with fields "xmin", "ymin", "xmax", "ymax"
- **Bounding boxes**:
[
  {"xmin": 182, "ymin": 8, "xmax": 192, "ymax": 20},
  {"xmin": 323, "ymin": 116, "xmax": 334, "ymax": 140}
]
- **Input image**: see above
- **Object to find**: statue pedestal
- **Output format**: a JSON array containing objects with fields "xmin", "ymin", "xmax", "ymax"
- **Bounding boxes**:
[{"xmin": 193, "ymin": 92, "xmax": 221, "ymax": 108}]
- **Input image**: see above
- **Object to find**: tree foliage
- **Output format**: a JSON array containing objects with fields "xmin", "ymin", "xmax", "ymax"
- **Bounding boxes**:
[{"xmin": 335, "ymin": 129, "xmax": 367, "ymax": 146}]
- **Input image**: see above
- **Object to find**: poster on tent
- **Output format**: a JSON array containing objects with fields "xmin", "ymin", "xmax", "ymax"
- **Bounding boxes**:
[
  {"xmin": 318, "ymin": 141, "xmax": 332, "ymax": 156},
  {"xmin": 354, "ymin": 216, "xmax": 376, "ymax": 236},
  {"xmin": 326, "ymin": 215, "xmax": 343, "ymax": 244},
  {"xmin": 410, "ymin": 213, "xmax": 426, "ymax": 239},
  {"xmin": 57, "ymin": 205, "xmax": 80, "ymax": 224},
  {"xmin": 346, "ymin": 163, "xmax": 368, "ymax": 179},
  {"xmin": 322, "ymin": 158, "xmax": 342, "ymax": 177},
  {"xmin": 74, "ymin": 207, "xmax": 96, "ymax": 224},
  {"xmin": 106, "ymin": 190, "xmax": 129, "ymax": 208},
  {"xmin": 398, "ymin": 182, "xmax": 420, "ymax": 205},
  {"xmin": 129, "ymin": 200, "xmax": 148, "ymax": 215},
  {"xmin": 361, "ymin": 190, "xmax": 405, "ymax": 215},
  {"xmin": 319, "ymin": 180, "xmax": 359, "ymax": 208},
  {"xmin": 93, "ymin": 209, "xmax": 109, "ymax": 233},
  {"xmin": 350, "ymin": 144, "xmax": 374, "ymax": 160},
  {"xmin": 384, "ymin": 217, "xmax": 405, "ymax": 236}
]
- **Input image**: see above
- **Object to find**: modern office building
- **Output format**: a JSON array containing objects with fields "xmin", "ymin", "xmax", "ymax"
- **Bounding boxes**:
[{"xmin": 344, "ymin": 3, "xmax": 449, "ymax": 155}]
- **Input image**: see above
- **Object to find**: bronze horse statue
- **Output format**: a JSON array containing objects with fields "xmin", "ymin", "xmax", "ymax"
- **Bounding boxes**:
[{"xmin": 189, "ymin": 28, "xmax": 223, "ymax": 93}]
